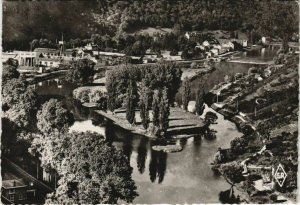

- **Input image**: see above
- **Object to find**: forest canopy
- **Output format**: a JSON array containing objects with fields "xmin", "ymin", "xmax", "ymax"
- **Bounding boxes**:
[{"xmin": 3, "ymin": 0, "xmax": 298, "ymax": 50}]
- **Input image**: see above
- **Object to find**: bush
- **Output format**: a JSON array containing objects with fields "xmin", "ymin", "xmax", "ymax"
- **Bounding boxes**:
[
  {"xmin": 220, "ymin": 161, "xmax": 245, "ymax": 184},
  {"xmin": 230, "ymin": 137, "xmax": 248, "ymax": 155}
]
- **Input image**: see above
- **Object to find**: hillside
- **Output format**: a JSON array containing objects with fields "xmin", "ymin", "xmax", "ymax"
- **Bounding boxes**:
[
  {"xmin": 3, "ymin": 0, "xmax": 298, "ymax": 50},
  {"xmin": 210, "ymin": 53, "xmax": 298, "ymax": 202}
]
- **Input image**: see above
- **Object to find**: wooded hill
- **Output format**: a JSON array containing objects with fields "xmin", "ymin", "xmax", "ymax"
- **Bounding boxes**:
[{"xmin": 3, "ymin": 0, "xmax": 298, "ymax": 50}]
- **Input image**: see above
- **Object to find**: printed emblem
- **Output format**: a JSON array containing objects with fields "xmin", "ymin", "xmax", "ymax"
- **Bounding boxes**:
[{"xmin": 274, "ymin": 164, "xmax": 287, "ymax": 187}]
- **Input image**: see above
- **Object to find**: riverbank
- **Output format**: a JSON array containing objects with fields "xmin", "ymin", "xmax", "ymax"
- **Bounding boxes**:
[
  {"xmin": 26, "ymin": 70, "xmax": 67, "ymax": 84},
  {"xmin": 94, "ymin": 107, "xmax": 205, "ymax": 138},
  {"xmin": 208, "ymin": 54, "xmax": 298, "ymax": 203}
]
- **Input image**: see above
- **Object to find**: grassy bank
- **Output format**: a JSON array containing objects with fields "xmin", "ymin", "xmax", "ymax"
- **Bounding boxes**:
[{"xmin": 94, "ymin": 107, "xmax": 205, "ymax": 138}]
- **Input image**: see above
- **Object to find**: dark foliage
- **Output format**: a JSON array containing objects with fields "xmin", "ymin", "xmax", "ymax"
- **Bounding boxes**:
[
  {"xmin": 195, "ymin": 87, "xmax": 205, "ymax": 115},
  {"xmin": 65, "ymin": 59, "xmax": 95, "ymax": 86}
]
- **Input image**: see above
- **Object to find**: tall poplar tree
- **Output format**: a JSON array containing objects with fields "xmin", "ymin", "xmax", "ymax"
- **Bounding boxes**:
[
  {"xmin": 152, "ymin": 89, "xmax": 160, "ymax": 127},
  {"xmin": 195, "ymin": 87, "xmax": 205, "ymax": 116},
  {"xmin": 139, "ymin": 81, "xmax": 150, "ymax": 129},
  {"xmin": 182, "ymin": 77, "xmax": 191, "ymax": 111},
  {"xmin": 159, "ymin": 88, "xmax": 170, "ymax": 137},
  {"xmin": 126, "ymin": 81, "xmax": 137, "ymax": 125}
]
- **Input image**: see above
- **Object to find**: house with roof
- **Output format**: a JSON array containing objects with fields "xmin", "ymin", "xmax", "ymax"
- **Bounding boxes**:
[
  {"xmin": 38, "ymin": 58, "xmax": 62, "ymax": 68},
  {"xmin": 1, "ymin": 179, "xmax": 36, "ymax": 203},
  {"xmin": 34, "ymin": 48, "xmax": 60, "ymax": 59},
  {"xmin": 218, "ymin": 39, "xmax": 235, "ymax": 53}
]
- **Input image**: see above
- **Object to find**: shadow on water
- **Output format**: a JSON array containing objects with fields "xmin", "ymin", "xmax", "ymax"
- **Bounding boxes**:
[
  {"xmin": 137, "ymin": 138, "xmax": 148, "ymax": 174},
  {"xmin": 193, "ymin": 135, "xmax": 202, "ymax": 150},
  {"xmin": 149, "ymin": 147, "xmax": 168, "ymax": 184},
  {"xmin": 122, "ymin": 133, "xmax": 134, "ymax": 161}
]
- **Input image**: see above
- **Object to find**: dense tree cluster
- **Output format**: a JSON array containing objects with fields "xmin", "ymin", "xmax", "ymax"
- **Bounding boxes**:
[
  {"xmin": 36, "ymin": 99, "xmax": 75, "ymax": 135},
  {"xmin": 65, "ymin": 58, "xmax": 96, "ymax": 86},
  {"xmin": 4, "ymin": 1, "xmax": 298, "ymax": 51},
  {"xmin": 30, "ymin": 101, "xmax": 138, "ymax": 203},
  {"xmin": 2, "ymin": 62, "xmax": 37, "ymax": 130},
  {"xmin": 106, "ymin": 62, "xmax": 182, "ymax": 111},
  {"xmin": 30, "ymin": 131, "xmax": 138, "ymax": 204},
  {"xmin": 73, "ymin": 88, "xmax": 107, "ymax": 109},
  {"xmin": 220, "ymin": 161, "xmax": 245, "ymax": 185},
  {"xmin": 106, "ymin": 63, "xmax": 179, "ymax": 137}
]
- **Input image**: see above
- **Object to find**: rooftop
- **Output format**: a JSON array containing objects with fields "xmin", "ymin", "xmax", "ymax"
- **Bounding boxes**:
[
  {"xmin": 34, "ymin": 48, "xmax": 59, "ymax": 53},
  {"xmin": 2, "ymin": 179, "xmax": 27, "ymax": 189}
]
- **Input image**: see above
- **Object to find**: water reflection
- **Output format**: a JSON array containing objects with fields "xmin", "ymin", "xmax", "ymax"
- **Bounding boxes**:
[
  {"xmin": 149, "ymin": 148, "xmax": 167, "ymax": 184},
  {"xmin": 193, "ymin": 135, "xmax": 202, "ymax": 147},
  {"xmin": 137, "ymin": 138, "xmax": 148, "ymax": 174},
  {"xmin": 122, "ymin": 133, "xmax": 134, "ymax": 161},
  {"xmin": 179, "ymin": 138, "xmax": 188, "ymax": 149}
]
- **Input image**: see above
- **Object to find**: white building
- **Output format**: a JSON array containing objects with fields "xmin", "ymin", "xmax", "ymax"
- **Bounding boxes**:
[
  {"xmin": 2, "ymin": 51, "xmax": 37, "ymax": 66},
  {"xmin": 39, "ymin": 58, "xmax": 61, "ymax": 68}
]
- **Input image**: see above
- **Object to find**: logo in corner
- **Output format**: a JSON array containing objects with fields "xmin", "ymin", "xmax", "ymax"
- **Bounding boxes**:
[{"xmin": 274, "ymin": 163, "xmax": 287, "ymax": 187}]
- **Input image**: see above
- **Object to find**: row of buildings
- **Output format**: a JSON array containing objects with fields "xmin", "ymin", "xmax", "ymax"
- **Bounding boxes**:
[{"xmin": 2, "ymin": 32, "xmax": 250, "ymax": 72}]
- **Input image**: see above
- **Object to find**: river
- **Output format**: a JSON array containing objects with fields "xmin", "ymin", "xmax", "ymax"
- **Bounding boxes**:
[{"xmin": 35, "ymin": 47, "xmax": 276, "ymax": 203}]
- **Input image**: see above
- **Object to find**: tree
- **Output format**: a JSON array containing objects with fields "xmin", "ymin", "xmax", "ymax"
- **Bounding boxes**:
[
  {"xmin": 220, "ymin": 161, "xmax": 245, "ymax": 185},
  {"xmin": 2, "ymin": 78, "xmax": 37, "ymax": 129},
  {"xmin": 1, "ymin": 117, "xmax": 18, "ymax": 155},
  {"xmin": 159, "ymin": 88, "xmax": 170, "ymax": 137},
  {"xmin": 230, "ymin": 137, "xmax": 248, "ymax": 155},
  {"xmin": 30, "ymin": 39, "xmax": 39, "ymax": 50},
  {"xmin": 182, "ymin": 77, "xmax": 191, "ymax": 111},
  {"xmin": 2, "ymin": 59, "xmax": 20, "ymax": 84},
  {"xmin": 65, "ymin": 59, "xmax": 95, "ymax": 86},
  {"xmin": 125, "ymin": 81, "xmax": 137, "ymax": 125},
  {"xmin": 139, "ymin": 82, "xmax": 150, "ymax": 129},
  {"xmin": 105, "ymin": 62, "xmax": 182, "ymax": 110},
  {"xmin": 170, "ymin": 48, "xmax": 178, "ymax": 56},
  {"xmin": 38, "ymin": 132, "xmax": 138, "ymax": 204},
  {"xmin": 195, "ymin": 87, "xmax": 205, "ymax": 115},
  {"xmin": 152, "ymin": 89, "xmax": 160, "ymax": 127},
  {"xmin": 204, "ymin": 111, "xmax": 218, "ymax": 126},
  {"xmin": 37, "ymin": 99, "xmax": 75, "ymax": 135},
  {"xmin": 254, "ymin": 1, "xmax": 298, "ymax": 52}
]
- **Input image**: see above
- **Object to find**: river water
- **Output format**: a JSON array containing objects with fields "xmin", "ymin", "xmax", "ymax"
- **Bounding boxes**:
[{"xmin": 35, "ymin": 47, "xmax": 276, "ymax": 203}]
